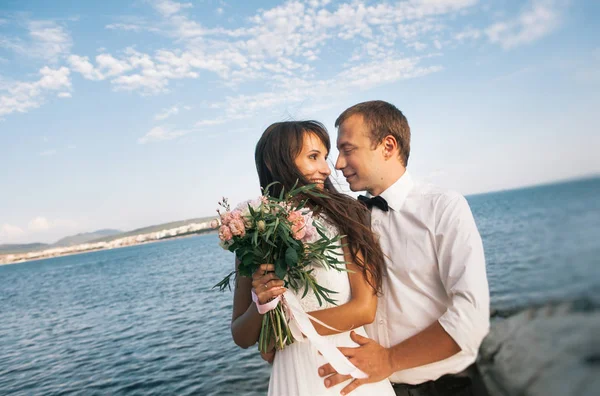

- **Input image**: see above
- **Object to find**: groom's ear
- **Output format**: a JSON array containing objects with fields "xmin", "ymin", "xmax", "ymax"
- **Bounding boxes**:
[{"xmin": 381, "ymin": 135, "xmax": 399, "ymax": 160}]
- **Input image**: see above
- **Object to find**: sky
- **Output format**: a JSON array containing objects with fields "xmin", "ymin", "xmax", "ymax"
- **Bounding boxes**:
[{"xmin": 0, "ymin": 0, "xmax": 599, "ymax": 244}]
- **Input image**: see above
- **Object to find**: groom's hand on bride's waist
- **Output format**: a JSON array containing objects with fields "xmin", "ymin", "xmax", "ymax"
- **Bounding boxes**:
[{"xmin": 318, "ymin": 331, "xmax": 394, "ymax": 395}]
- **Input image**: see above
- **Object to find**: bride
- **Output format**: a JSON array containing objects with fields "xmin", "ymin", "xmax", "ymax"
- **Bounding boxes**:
[{"xmin": 230, "ymin": 121, "xmax": 395, "ymax": 396}]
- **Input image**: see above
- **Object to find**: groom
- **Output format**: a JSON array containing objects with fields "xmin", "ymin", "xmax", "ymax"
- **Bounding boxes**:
[{"xmin": 318, "ymin": 100, "xmax": 491, "ymax": 396}]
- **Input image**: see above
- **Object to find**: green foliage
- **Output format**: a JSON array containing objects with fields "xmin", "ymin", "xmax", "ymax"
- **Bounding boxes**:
[{"xmin": 212, "ymin": 182, "xmax": 348, "ymax": 307}]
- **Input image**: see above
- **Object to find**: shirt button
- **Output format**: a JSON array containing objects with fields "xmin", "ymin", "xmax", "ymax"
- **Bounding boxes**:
[{"xmin": 379, "ymin": 320, "xmax": 384, "ymax": 325}]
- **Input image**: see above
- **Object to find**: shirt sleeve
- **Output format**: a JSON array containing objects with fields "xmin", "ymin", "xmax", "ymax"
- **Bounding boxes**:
[{"xmin": 435, "ymin": 194, "xmax": 490, "ymax": 356}]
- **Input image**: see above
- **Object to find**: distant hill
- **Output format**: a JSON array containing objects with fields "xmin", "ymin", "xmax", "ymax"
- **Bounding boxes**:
[
  {"xmin": 0, "ymin": 243, "xmax": 49, "ymax": 255},
  {"xmin": 0, "ymin": 230, "xmax": 121, "ymax": 255},
  {"xmin": 88, "ymin": 217, "xmax": 217, "ymax": 243},
  {"xmin": 53, "ymin": 229, "xmax": 122, "ymax": 247},
  {"xmin": 0, "ymin": 216, "xmax": 217, "ymax": 255}
]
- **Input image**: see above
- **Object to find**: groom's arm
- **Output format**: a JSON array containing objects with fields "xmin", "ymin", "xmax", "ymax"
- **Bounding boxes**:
[
  {"xmin": 317, "ymin": 323, "xmax": 460, "ymax": 393},
  {"xmin": 319, "ymin": 194, "xmax": 490, "ymax": 394},
  {"xmin": 435, "ymin": 194, "xmax": 490, "ymax": 357}
]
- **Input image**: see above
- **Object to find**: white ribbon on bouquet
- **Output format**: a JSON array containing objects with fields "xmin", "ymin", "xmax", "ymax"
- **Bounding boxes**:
[{"xmin": 281, "ymin": 290, "xmax": 368, "ymax": 379}]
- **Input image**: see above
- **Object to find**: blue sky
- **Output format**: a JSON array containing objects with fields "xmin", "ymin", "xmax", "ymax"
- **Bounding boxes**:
[{"xmin": 1, "ymin": 0, "xmax": 599, "ymax": 244}]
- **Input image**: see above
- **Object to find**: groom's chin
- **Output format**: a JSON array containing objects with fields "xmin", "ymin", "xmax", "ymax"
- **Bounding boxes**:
[{"xmin": 346, "ymin": 181, "xmax": 361, "ymax": 192}]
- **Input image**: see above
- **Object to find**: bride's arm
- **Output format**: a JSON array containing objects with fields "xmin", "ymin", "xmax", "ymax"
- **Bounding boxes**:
[
  {"xmin": 231, "ymin": 260, "xmax": 286, "ymax": 348},
  {"xmin": 307, "ymin": 242, "xmax": 377, "ymax": 336}
]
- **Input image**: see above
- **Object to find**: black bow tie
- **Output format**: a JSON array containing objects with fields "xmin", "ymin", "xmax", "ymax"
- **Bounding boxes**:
[{"xmin": 358, "ymin": 195, "xmax": 389, "ymax": 212}]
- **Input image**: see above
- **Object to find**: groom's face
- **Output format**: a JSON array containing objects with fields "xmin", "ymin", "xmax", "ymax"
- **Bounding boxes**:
[{"xmin": 335, "ymin": 114, "xmax": 382, "ymax": 194}]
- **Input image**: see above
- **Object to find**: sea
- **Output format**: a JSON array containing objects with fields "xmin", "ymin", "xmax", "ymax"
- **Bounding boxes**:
[{"xmin": 1, "ymin": 177, "xmax": 598, "ymax": 395}]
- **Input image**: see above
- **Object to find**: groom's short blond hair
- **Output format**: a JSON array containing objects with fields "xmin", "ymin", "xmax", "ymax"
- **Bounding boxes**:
[{"xmin": 335, "ymin": 100, "xmax": 411, "ymax": 167}]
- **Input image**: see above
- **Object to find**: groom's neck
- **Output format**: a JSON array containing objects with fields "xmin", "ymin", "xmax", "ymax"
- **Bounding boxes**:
[{"xmin": 368, "ymin": 165, "xmax": 406, "ymax": 196}]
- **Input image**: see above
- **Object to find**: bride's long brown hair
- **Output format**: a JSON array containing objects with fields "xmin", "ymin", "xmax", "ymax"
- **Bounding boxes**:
[{"xmin": 255, "ymin": 121, "xmax": 384, "ymax": 293}]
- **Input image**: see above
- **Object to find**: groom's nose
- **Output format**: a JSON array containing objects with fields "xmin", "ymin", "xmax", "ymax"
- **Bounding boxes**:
[{"xmin": 334, "ymin": 154, "xmax": 345, "ymax": 170}]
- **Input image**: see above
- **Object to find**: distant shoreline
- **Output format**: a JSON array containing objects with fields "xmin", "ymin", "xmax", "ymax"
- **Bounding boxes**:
[{"xmin": 0, "ymin": 229, "xmax": 217, "ymax": 267}]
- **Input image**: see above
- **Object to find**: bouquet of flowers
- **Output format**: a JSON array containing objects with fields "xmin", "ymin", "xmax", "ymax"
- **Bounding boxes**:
[{"xmin": 212, "ymin": 183, "xmax": 347, "ymax": 353}]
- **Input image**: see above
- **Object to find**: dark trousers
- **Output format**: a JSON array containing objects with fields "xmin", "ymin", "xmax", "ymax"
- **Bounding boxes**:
[{"xmin": 392, "ymin": 365, "xmax": 490, "ymax": 396}]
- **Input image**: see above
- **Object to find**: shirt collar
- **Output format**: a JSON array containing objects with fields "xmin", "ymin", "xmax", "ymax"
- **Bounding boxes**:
[{"xmin": 369, "ymin": 170, "xmax": 414, "ymax": 212}]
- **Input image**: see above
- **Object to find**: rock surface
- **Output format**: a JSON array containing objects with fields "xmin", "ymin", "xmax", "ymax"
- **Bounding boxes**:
[{"xmin": 478, "ymin": 300, "xmax": 599, "ymax": 396}]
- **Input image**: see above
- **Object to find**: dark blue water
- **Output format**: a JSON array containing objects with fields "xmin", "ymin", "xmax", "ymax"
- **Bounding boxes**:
[{"xmin": 1, "ymin": 177, "xmax": 599, "ymax": 395}]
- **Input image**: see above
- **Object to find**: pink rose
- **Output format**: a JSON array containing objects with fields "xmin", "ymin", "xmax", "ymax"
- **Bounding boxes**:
[
  {"xmin": 210, "ymin": 219, "xmax": 220, "ymax": 229},
  {"xmin": 218, "ymin": 225, "xmax": 233, "ymax": 241},
  {"xmin": 231, "ymin": 210, "xmax": 242, "ymax": 220},
  {"xmin": 220, "ymin": 212, "xmax": 233, "ymax": 226},
  {"xmin": 287, "ymin": 211, "xmax": 304, "ymax": 224},
  {"xmin": 292, "ymin": 222, "xmax": 306, "ymax": 240},
  {"xmin": 229, "ymin": 219, "xmax": 246, "ymax": 237}
]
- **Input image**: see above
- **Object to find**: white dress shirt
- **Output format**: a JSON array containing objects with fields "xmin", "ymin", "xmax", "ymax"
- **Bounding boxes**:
[{"xmin": 364, "ymin": 171, "xmax": 490, "ymax": 385}]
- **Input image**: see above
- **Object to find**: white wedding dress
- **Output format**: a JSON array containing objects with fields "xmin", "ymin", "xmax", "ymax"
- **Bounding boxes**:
[{"xmin": 267, "ymin": 220, "xmax": 394, "ymax": 396}]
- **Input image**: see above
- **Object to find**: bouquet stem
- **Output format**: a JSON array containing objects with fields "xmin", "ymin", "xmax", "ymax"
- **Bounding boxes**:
[{"xmin": 258, "ymin": 302, "xmax": 294, "ymax": 353}]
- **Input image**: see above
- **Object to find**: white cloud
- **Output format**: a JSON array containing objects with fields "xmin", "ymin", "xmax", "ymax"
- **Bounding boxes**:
[
  {"xmin": 0, "ymin": 224, "xmax": 25, "ymax": 240},
  {"xmin": 68, "ymin": 55, "xmax": 105, "ymax": 80},
  {"xmin": 486, "ymin": 0, "xmax": 562, "ymax": 50},
  {"xmin": 0, "ymin": 20, "xmax": 72, "ymax": 62},
  {"xmin": 138, "ymin": 126, "xmax": 191, "ymax": 144},
  {"xmin": 68, "ymin": 0, "xmax": 481, "ymax": 102},
  {"xmin": 155, "ymin": 106, "xmax": 180, "ymax": 120},
  {"xmin": 338, "ymin": 56, "xmax": 443, "ymax": 89},
  {"xmin": 96, "ymin": 53, "xmax": 133, "ymax": 76},
  {"xmin": 58, "ymin": 92, "xmax": 72, "ymax": 98},
  {"xmin": 195, "ymin": 118, "xmax": 227, "ymax": 127},
  {"xmin": 207, "ymin": 55, "xmax": 443, "ymax": 124},
  {"xmin": 455, "ymin": 27, "xmax": 481, "ymax": 41},
  {"xmin": 0, "ymin": 66, "xmax": 71, "ymax": 117},
  {"xmin": 105, "ymin": 18, "xmax": 162, "ymax": 34},
  {"xmin": 407, "ymin": 41, "xmax": 428, "ymax": 51},
  {"xmin": 1, "ymin": 218, "xmax": 79, "ymax": 243},
  {"xmin": 29, "ymin": 217, "xmax": 50, "ymax": 231},
  {"xmin": 154, "ymin": 0, "xmax": 193, "ymax": 18},
  {"xmin": 69, "ymin": 48, "xmax": 210, "ymax": 94},
  {"xmin": 25, "ymin": 217, "xmax": 78, "ymax": 234}
]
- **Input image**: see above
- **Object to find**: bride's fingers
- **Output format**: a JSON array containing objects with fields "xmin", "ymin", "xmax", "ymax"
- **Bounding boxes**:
[
  {"xmin": 253, "ymin": 263, "xmax": 275, "ymax": 277},
  {"xmin": 251, "ymin": 281, "xmax": 283, "ymax": 299},
  {"xmin": 268, "ymin": 280, "xmax": 285, "ymax": 288},
  {"xmin": 252, "ymin": 273, "xmax": 282, "ymax": 290},
  {"xmin": 251, "ymin": 266, "xmax": 273, "ymax": 281},
  {"xmin": 257, "ymin": 286, "xmax": 286, "ymax": 304}
]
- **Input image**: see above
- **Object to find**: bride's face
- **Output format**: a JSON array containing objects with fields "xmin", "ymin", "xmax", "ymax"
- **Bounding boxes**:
[{"xmin": 294, "ymin": 132, "xmax": 331, "ymax": 189}]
